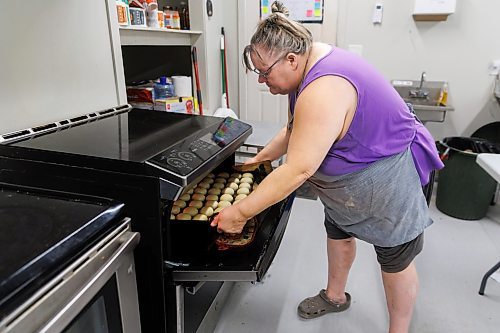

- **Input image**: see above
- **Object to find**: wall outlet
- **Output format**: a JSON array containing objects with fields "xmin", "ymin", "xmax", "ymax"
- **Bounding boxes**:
[{"xmin": 489, "ymin": 59, "xmax": 500, "ymax": 75}]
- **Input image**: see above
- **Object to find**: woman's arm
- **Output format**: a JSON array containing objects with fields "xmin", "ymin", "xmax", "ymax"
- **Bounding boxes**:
[
  {"xmin": 212, "ymin": 75, "xmax": 357, "ymax": 233},
  {"xmin": 245, "ymin": 125, "xmax": 291, "ymax": 164}
]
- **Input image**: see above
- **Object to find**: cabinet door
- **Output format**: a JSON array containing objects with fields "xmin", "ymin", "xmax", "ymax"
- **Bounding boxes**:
[{"xmin": 237, "ymin": 0, "xmax": 288, "ymax": 125}]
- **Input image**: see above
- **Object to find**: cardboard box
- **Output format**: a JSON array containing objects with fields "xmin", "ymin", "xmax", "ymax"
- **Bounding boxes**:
[
  {"xmin": 130, "ymin": 102, "xmax": 154, "ymax": 110},
  {"xmin": 127, "ymin": 86, "xmax": 155, "ymax": 104},
  {"xmin": 154, "ymin": 97, "xmax": 194, "ymax": 114}
]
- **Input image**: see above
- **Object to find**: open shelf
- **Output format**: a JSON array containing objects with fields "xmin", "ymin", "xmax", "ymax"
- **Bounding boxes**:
[{"xmin": 119, "ymin": 26, "xmax": 202, "ymax": 46}]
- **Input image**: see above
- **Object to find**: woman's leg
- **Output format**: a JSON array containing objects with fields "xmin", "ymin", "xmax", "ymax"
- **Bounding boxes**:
[
  {"xmin": 325, "ymin": 237, "xmax": 356, "ymax": 303},
  {"xmin": 381, "ymin": 261, "xmax": 419, "ymax": 333}
]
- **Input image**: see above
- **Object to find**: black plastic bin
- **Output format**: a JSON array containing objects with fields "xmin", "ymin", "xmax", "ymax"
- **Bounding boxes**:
[{"xmin": 436, "ymin": 137, "xmax": 500, "ymax": 220}]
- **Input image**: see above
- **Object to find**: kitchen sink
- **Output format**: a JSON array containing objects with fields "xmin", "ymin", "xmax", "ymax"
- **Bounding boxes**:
[{"xmin": 391, "ymin": 79, "xmax": 454, "ymax": 123}]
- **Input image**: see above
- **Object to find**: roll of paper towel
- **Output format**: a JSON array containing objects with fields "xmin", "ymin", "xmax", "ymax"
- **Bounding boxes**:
[{"xmin": 172, "ymin": 76, "xmax": 192, "ymax": 97}]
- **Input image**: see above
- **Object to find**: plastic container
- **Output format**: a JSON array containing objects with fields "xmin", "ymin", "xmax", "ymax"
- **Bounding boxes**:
[
  {"xmin": 172, "ymin": 9, "xmax": 181, "ymax": 30},
  {"xmin": 146, "ymin": 8, "xmax": 159, "ymax": 28},
  {"xmin": 163, "ymin": 7, "xmax": 172, "ymax": 29},
  {"xmin": 436, "ymin": 137, "xmax": 500, "ymax": 220},
  {"xmin": 438, "ymin": 82, "xmax": 448, "ymax": 106},
  {"xmin": 157, "ymin": 10, "xmax": 164, "ymax": 27},
  {"xmin": 154, "ymin": 77, "xmax": 170, "ymax": 100}
]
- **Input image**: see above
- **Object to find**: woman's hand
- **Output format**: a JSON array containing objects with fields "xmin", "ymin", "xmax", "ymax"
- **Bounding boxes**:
[
  {"xmin": 210, "ymin": 204, "xmax": 249, "ymax": 234},
  {"xmin": 244, "ymin": 156, "xmax": 260, "ymax": 165}
]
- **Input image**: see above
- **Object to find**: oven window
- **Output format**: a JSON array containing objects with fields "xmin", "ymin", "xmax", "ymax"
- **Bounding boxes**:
[{"xmin": 62, "ymin": 276, "xmax": 123, "ymax": 333}]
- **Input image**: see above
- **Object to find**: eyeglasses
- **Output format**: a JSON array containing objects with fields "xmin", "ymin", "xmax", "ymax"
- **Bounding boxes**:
[{"xmin": 250, "ymin": 56, "xmax": 284, "ymax": 79}]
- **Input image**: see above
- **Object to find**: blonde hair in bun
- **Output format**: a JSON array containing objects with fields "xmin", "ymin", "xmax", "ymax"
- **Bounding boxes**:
[
  {"xmin": 271, "ymin": 1, "xmax": 290, "ymax": 17},
  {"xmin": 243, "ymin": 1, "xmax": 312, "ymax": 71}
]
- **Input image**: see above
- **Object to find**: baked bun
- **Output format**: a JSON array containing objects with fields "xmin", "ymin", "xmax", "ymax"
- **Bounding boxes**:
[
  {"xmin": 171, "ymin": 206, "xmax": 181, "ymax": 215},
  {"xmin": 208, "ymin": 188, "xmax": 221, "ymax": 195},
  {"xmin": 180, "ymin": 194, "xmax": 191, "ymax": 201},
  {"xmin": 176, "ymin": 213, "xmax": 192, "ymax": 220},
  {"xmin": 217, "ymin": 200, "xmax": 232, "ymax": 208},
  {"xmin": 194, "ymin": 187, "xmax": 208, "ymax": 195},
  {"xmin": 193, "ymin": 214, "xmax": 208, "ymax": 221},
  {"xmin": 183, "ymin": 207, "xmax": 199, "ymax": 216},
  {"xmin": 205, "ymin": 200, "xmax": 218, "ymax": 209},
  {"xmin": 200, "ymin": 206, "xmax": 214, "ymax": 217},
  {"xmin": 206, "ymin": 194, "xmax": 219, "ymax": 201},
  {"xmin": 238, "ymin": 182, "xmax": 251, "ymax": 189},
  {"xmin": 220, "ymin": 194, "xmax": 234, "ymax": 202},
  {"xmin": 173, "ymin": 200, "xmax": 187, "ymax": 208},
  {"xmin": 237, "ymin": 188, "xmax": 250, "ymax": 195},
  {"xmin": 189, "ymin": 200, "xmax": 203, "ymax": 209},
  {"xmin": 191, "ymin": 193, "xmax": 206, "ymax": 201},
  {"xmin": 223, "ymin": 188, "xmax": 235, "ymax": 195}
]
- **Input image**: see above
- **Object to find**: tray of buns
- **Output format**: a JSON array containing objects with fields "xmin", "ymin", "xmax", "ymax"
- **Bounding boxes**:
[{"xmin": 168, "ymin": 161, "xmax": 272, "ymax": 252}]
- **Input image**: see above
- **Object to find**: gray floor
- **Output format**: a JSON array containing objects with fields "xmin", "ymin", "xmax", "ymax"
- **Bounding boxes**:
[{"xmin": 214, "ymin": 195, "xmax": 500, "ymax": 333}]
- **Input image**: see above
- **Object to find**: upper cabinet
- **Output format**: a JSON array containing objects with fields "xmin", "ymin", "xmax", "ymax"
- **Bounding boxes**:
[{"xmin": 413, "ymin": 0, "xmax": 456, "ymax": 21}]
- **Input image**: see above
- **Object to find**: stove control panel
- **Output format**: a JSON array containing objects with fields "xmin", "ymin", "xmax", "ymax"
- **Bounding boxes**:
[{"xmin": 148, "ymin": 118, "xmax": 251, "ymax": 176}]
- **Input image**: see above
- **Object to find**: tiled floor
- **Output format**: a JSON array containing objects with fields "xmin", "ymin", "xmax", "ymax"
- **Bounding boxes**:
[{"xmin": 214, "ymin": 195, "xmax": 500, "ymax": 333}]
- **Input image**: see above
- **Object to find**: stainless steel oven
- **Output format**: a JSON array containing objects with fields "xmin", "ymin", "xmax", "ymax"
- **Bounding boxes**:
[
  {"xmin": 0, "ymin": 184, "xmax": 141, "ymax": 333},
  {"xmin": 0, "ymin": 108, "xmax": 295, "ymax": 333}
]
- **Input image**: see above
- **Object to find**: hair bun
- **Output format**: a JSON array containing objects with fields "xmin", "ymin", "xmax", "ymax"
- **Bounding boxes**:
[{"xmin": 271, "ymin": 1, "xmax": 290, "ymax": 17}]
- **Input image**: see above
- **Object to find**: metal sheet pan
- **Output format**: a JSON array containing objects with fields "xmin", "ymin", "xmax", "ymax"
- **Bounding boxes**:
[{"xmin": 169, "ymin": 193, "xmax": 295, "ymax": 282}]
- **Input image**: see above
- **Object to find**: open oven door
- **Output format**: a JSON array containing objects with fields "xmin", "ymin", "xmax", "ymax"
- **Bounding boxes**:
[{"xmin": 166, "ymin": 193, "xmax": 295, "ymax": 283}]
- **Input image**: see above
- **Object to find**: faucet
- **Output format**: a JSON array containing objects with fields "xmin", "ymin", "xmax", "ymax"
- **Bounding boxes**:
[
  {"xmin": 409, "ymin": 71, "xmax": 429, "ymax": 99},
  {"xmin": 418, "ymin": 71, "xmax": 426, "ymax": 90}
]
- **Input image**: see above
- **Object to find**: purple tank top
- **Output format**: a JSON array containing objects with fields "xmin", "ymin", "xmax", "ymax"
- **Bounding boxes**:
[{"xmin": 289, "ymin": 46, "xmax": 443, "ymax": 185}]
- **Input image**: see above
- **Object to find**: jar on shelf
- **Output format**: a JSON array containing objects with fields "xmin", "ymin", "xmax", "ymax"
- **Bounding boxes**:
[
  {"xmin": 180, "ymin": 1, "xmax": 190, "ymax": 30},
  {"xmin": 163, "ymin": 6, "xmax": 173, "ymax": 29},
  {"xmin": 172, "ymin": 8, "xmax": 181, "ymax": 30}
]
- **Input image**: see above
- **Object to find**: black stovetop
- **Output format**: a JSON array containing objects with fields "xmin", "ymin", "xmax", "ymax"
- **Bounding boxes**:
[
  {"xmin": 13, "ymin": 109, "xmax": 251, "ymax": 179},
  {"xmin": 0, "ymin": 183, "xmax": 124, "ymax": 319}
]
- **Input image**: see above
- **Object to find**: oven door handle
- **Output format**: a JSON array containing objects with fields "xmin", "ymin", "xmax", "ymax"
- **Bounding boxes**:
[{"xmin": 38, "ymin": 225, "xmax": 141, "ymax": 333}]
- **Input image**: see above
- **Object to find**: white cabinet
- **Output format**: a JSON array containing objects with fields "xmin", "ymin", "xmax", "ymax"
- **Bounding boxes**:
[
  {"xmin": 413, "ymin": 0, "xmax": 456, "ymax": 21},
  {"xmin": 113, "ymin": 0, "xmax": 229, "ymax": 115}
]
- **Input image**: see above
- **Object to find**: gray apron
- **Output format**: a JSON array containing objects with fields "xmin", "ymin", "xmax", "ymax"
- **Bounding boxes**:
[{"xmin": 308, "ymin": 148, "xmax": 432, "ymax": 247}]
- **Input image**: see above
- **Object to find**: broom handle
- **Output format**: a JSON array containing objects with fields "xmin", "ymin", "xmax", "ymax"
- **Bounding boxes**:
[
  {"xmin": 192, "ymin": 47, "xmax": 203, "ymax": 115},
  {"xmin": 222, "ymin": 27, "xmax": 230, "ymax": 108}
]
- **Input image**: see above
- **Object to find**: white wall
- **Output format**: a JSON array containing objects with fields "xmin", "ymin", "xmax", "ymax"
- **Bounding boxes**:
[
  {"xmin": 0, "ymin": 0, "xmax": 125, "ymax": 135},
  {"xmin": 336, "ymin": 0, "xmax": 500, "ymax": 140},
  {"xmin": 196, "ymin": 0, "xmax": 239, "ymax": 115}
]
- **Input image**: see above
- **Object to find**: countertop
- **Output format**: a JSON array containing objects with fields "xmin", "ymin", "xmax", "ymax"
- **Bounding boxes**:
[
  {"xmin": 241, "ymin": 120, "xmax": 284, "ymax": 149},
  {"xmin": 477, "ymin": 153, "xmax": 500, "ymax": 182}
]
